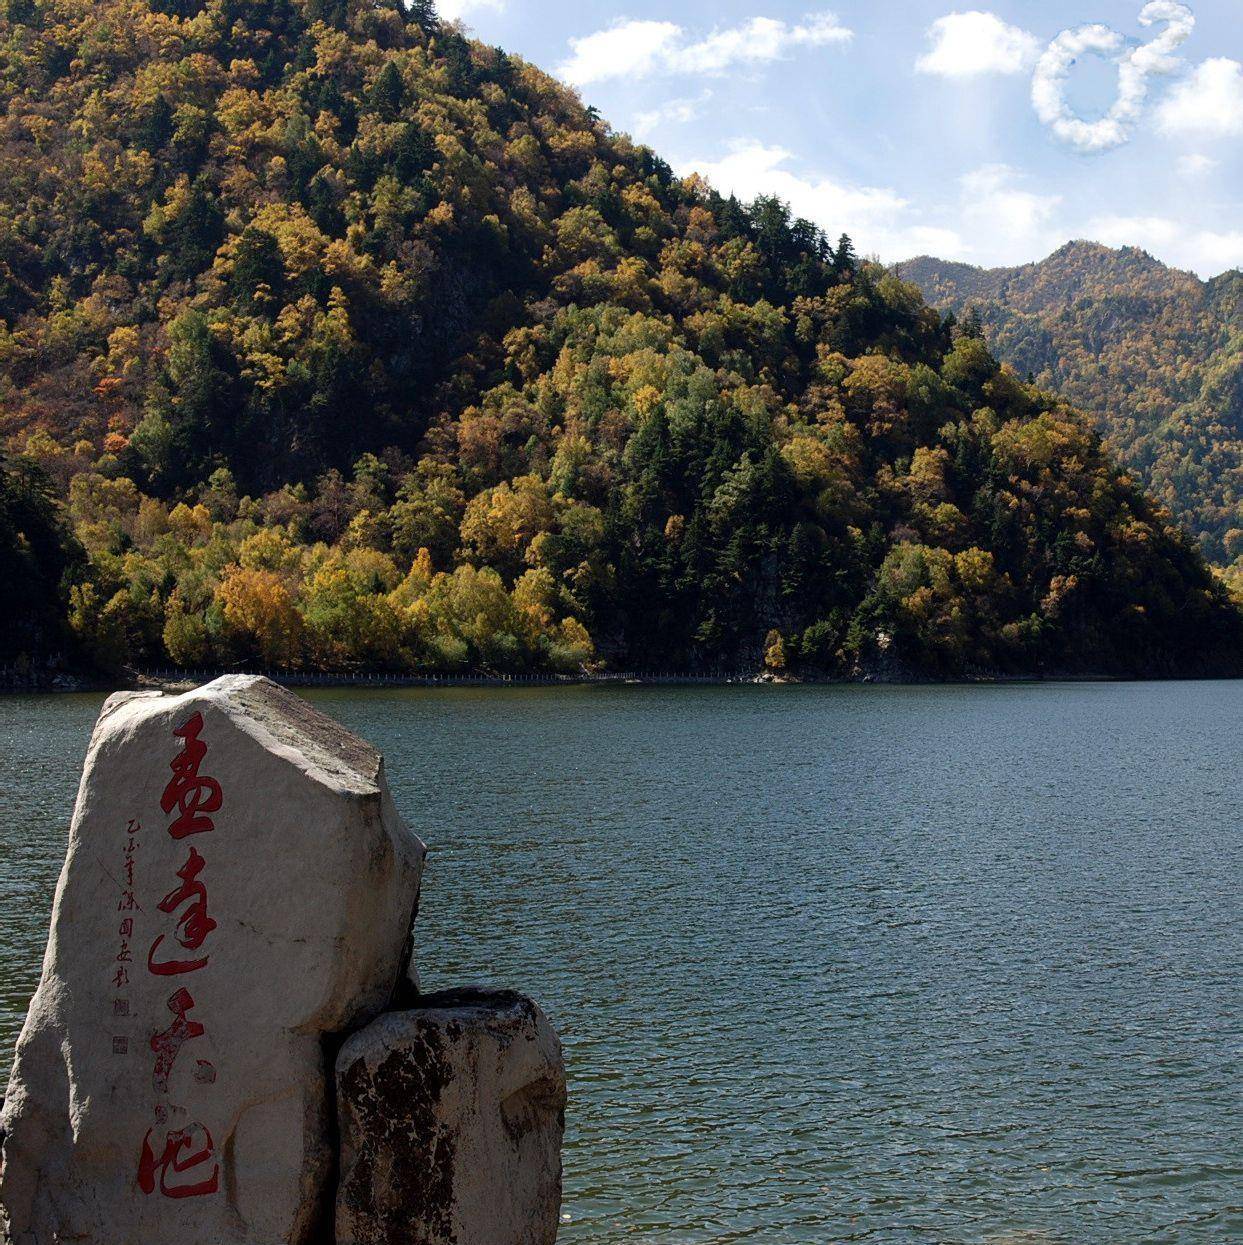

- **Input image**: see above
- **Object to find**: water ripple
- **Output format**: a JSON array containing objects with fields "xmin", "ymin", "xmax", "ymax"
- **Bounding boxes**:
[{"xmin": 2, "ymin": 682, "xmax": 1240, "ymax": 1244}]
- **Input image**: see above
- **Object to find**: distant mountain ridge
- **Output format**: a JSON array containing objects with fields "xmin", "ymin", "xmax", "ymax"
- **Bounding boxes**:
[{"xmin": 896, "ymin": 242, "xmax": 1242, "ymax": 578}]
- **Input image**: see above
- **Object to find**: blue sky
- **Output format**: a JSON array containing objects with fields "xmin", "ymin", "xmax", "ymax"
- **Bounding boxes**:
[{"xmin": 438, "ymin": 1, "xmax": 1243, "ymax": 276}]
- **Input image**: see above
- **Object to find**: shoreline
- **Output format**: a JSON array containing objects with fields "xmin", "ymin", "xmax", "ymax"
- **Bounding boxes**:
[{"xmin": 3, "ymin": 666, "xmax": 1236, "ymax": 696}]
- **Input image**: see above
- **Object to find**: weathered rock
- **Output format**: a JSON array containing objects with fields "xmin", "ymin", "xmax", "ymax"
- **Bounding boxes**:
[
  {"xmin": 335, "ymin": 989, "xmax": 566, "ymax": 1245},
  {"xmin": 1, "ymin": 676, "xmax": 425, "ymax": 1245}
]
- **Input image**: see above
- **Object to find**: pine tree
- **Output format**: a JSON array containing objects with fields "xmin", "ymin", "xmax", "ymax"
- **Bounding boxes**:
[
  {"xmin": 229, "ymin": 228, "xmax": 285, "ymax": 308},
  {"xmin": 960, "ymin": 306, "xmax": 985, "ymax": 340},
  {"xmin": 369, "ymin": 60, "xmax": 407, "ymax": 118},
  {"xmin": 303, "ymin": 0, "xmax": 349, "ymax": 27},
  {"xmin": 832, "ymin": 233, "xmax": 857, "ymax": 277},
  {"xmin": 406, "ymin": 0, "xmax": 438, "ymax": 31}
]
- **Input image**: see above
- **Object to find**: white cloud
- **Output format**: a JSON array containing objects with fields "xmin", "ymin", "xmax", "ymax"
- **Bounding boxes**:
[
  {"xmin": 437, "ymin": 0, "xmax": 506, "ymax": 20},
  {"xmin": 1088, "ymin": 214, "xmax": 1243, "ymax": 273},
  {"xmin": 915, "ymin": 11, "xmax": 1040, "ymax": 79},
  {"xmin": 559, "ymin": 11, "xmax": 852, "ymax": 87},
  {"xmin": 1032, "ymin": 2, "xmax": 1194, "ymax": 152},
  {"xmin": 683, "ymin": 140, "xmax": 910, "ymax": 235},
  {"xmin": 1157, "ymin": 58, "xmax": 1243, "ymax": 140},
  {"xmin": 1089, "ymin": 215, "xmax": 1180, "ymax": 248},
  {"xmin": 677, "ymin": 14, "xmax": 853, "ymax": 75},
  {"xmin": 1185, "ymin": 231, "xmax": 1243, "ymax": 272},
  {"xmin": 559, "ymin": 20, "xmax": 682, "ymax": 87},
  {"xmin": 1032, "ymin": 24, "xmax": 1126, "ymax": 151}
]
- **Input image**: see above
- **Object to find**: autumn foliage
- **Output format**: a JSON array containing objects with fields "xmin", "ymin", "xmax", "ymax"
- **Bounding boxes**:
[
  {"xmin": 900, "ymin": 244, "xmax": 1242, "ymax": 585},
  {"xmin": 1, "ymin": 0, "xmax": 1240, "ymax": 677}
]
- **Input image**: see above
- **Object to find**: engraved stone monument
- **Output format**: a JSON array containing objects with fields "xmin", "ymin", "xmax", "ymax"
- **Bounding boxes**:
[{"xmin": 1, "ymin": 676, "xmax": 426, "ymax": 1244}]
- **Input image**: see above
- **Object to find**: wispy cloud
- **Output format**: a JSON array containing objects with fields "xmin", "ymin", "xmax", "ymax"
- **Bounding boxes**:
[
  {"xmin": 683, "ymin": 141, "xmax": 909, "ymax": 233},
  {"xmin": 559, "ymin": 12, "xmax": 852, "ymax": 88},
  {"xmin": 1177, "ymin": 153, "xmax": 1219, "ymax": 178},
  {"xmin": 680, "ymin": 140, "xmax": 965, "ymax": 261},
  {"xmin": 915, "ymin": 11, "xmax": 1040, "ymax": 79},
  {"xmin": 681, "ymin": 143, "xmax": 1079, "ymax": 266},
  {"xmin": 676, "ymin": 13, "xmax": 853, "ymax": 75},
  {"xmin": 633, "ymin": 92, "xmax": 714, "ymax": 141},
  {"xmin": 1088, "ymin": 214, "xmax": 1243, "ymax": 273},
  {"xmin": 960, "ymin": 165, "xmax": 1061, "ymax": 246}
]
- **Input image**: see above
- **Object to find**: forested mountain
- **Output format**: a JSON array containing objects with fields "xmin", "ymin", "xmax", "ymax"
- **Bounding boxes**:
[
  {"xmin": 0, "ymin": 0, "xmax": 1240, "ymax": 679},
  {"xmin": 897, "ymin": 244, "xmax": 1242, "ymax": 591}
]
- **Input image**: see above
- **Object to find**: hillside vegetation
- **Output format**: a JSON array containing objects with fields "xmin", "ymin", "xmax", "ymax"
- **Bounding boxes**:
[
  {"xmin": 898, "ymin": 244, "xmax": 1242, "ymax": 593},
  {"xmin": 1, "ymin": 0, "xmax": 1240, "ymax": 678}
]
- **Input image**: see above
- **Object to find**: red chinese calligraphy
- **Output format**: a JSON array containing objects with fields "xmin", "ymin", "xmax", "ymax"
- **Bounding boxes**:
[
  {"xmin": 147, "ymin": 846, "xmax": 215, "ymax": 976},
  {"xmin": 149, "ymin": 987, "xmax": 205, "ymax": 1094},
  {"xmin": 160, "ymin": 713, "xmax": 222, "ymax": 839},
  {"xmin": 137, "ymin": 712, "xmax": 224, "ymax": 1200},
  {"xmin": 137, "ymin": 1124, "xmax": 219, "ymax": 1199}
]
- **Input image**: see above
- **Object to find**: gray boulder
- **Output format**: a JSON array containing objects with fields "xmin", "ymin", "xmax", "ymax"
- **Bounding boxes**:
[
  {"xmin": 335, "ymin": 989, "xmax": 566, "ymax": 1245},
  {"xmin": 1, "ymin": 676, "xmax": 425, "ymax": 1245}
]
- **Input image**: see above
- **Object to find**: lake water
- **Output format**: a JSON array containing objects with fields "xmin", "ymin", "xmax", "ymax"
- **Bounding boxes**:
[{"xmin": 1, "ymin": 682, "xmax": 1240, "ymax": 1243}]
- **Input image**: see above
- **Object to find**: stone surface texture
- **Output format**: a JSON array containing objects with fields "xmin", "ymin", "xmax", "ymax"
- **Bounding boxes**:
[
  {"xmin": 335, "ymin": 989, "xmax": 566, "ymax": 1245},
  {"xmin": 0, "ymin": 675, "xmax": 425, "ymax": 1245}
]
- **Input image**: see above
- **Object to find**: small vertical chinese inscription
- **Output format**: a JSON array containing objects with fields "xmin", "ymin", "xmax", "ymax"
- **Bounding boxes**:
[{"xmin": 111, "ymin": 819, "xmax": 140, "ymax": 1040}]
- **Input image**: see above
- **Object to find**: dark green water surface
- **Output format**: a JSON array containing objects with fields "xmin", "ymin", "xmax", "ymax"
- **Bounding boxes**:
[{"xmin": 2, "ymin": 683, "xmax": 1240, "ymax": 1243}]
